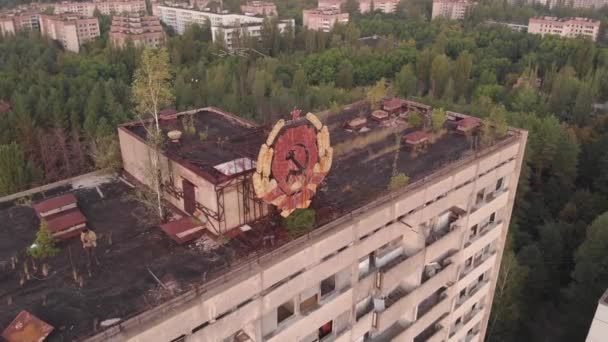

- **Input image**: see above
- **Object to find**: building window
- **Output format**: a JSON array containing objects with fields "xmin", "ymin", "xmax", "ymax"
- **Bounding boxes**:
[
  {"xmin": 465, "ymin": 257, "xmax": 472, "ymax": 267},
  {"xmin": 300, "ymin": 294, "xmax": 318, "ymax": 314},
  {"xmin": 277, "ymin": 299, "xmax": 295, "ymax": 324},
  {"xmin": 470, "ymin": 224, "xmax": 478, "ymax": 238},
  {"xmin": 321, "ymin": 274, "xmax": 336, "ymax": 297},
  {"xmin": 318, "ymin": 320, "xmax": 333, "ymax": 340},
  {"xmin": 478, "ymin": 273, "xmax": 484, "ymax": 283},
  {"xmin": 459, "ymin": 288, "xmax": 466, "ymax": 299},
  {"xmin": 496, "ymin": 177, "xmax": 504, "ymax": 191},
  {"xmin": 489, "ymin": 212, "xmax": 496, "ymax": 223},
  {"xmin": 475, "ymin": 189, "xmax": 484, "ymax": 205}
]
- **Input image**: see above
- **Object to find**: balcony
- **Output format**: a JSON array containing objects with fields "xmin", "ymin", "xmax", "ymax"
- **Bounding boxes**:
[
  {"xmin": 460, "ymin": 250, "xmax": 496, "ymax": 281},
  {"xmin": 449, "ymin": 306, "xmax": 484, "ymax": 341},
  {"xmin": 425, "ymin": 207, "xmax": 465, "ymax": 247},
  {"xmin": 376, "ymin": 262, "xmax": 456, "ymax": 332},
  {"xmin": 455, "ymin": 279, "xmax": 490, "ymax": 310},
  {"xmin": 379, "ymin": 252, "xmax": 422, "ymax": 294}
]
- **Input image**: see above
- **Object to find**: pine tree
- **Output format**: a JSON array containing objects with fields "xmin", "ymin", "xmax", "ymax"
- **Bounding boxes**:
[{"xmin": 28, "ymin": 220, "xmax": 60, "ymax": 260}]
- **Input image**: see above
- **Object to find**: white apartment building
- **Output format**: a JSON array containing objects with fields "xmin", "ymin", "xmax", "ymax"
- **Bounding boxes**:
[
  {"xmin": 431, "ymin": 0, "xmax": 472, "ymax": 20},
  {"xmin": 154, "ymin": 5, "xmax": 293, "ymax": 48},
  {"xmin": 303, "ymin": 7, "xmax": 349, "ymax": 32},
  {"xmin": 359, "ymin": 0, "xmax": 399, "ymax": 13},
  {"xmin": 49, "ymin": 0, "xmax": 146, "ymax": 16},
  {"xmin": 39, "ymin": 14, "xmax": 100, "ymax": 52},
  {"xmin": 528, "ymin": 16, "xmax": 601, "ymax": 41},
  {"xmin": 76, "ymin": 101, "xmax": 527, "ymax": 342}
]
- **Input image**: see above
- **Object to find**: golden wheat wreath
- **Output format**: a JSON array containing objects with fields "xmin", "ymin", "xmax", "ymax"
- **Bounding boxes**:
[{"xmin": 253, "ymin": 112, "xmax": 333, "ymax": 217}]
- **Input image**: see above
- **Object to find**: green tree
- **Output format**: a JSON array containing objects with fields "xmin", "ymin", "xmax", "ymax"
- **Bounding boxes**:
[
  {"xmin": 430, "ymin": 54, "xmax": 450, "ymax": 98},
  {"xmin": 431, "ymin": 108, "xmax": 446, "ymax": 132},
  {"xmin": 132, "ymin": 48, "xmax": 174, "ymax": 219},
  {"xmin": 395, "ymin": 64, "xmax": 417, "ymax": 98},
  {"xmin": 572, "ymin": 80, "xmax": 594, "ymax": 126},
  {"xmin": 367, "ymin": 78, "xmax": 387, "ymax": 110},
  {"xmin": 336, "ymin": 60, "xmax": 355, "ymax": 89},
  {"xmin": 453, "ymin": 51, "xmax": 473, "ymax": 99},
  {"xmin": 0, "ymin": 143, "xmax": 37, "ymax": 196},
  {"xmin": 28, "ymin": 220, "xmax": 60, "ymax": 260}
]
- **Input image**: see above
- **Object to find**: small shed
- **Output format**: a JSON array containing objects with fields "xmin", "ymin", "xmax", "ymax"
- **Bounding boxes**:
[
  {"xmin": 382, "ymin": 98, "xmax": 407, "ymax": 115},
  {"xmin": 33, "ymin": 194, "xmax": 87, "ymax": 240},
  {"xmin": 371, "ymin": 110, "xmax": 389, "ymax": 122},
  {"xmin": 161, "ymin": 217, "xmax": 207, "ymax": 244},
  {"xmin": 345, "ymin": 117, "xmax": 368, "ymax": 131},
  {"xmin": 403, "ymin": 130, "xmax": 431, "ymax": 153},
  {"xmin": 456, "ymin": 117, "xmax": 481, "ymax": 135}
]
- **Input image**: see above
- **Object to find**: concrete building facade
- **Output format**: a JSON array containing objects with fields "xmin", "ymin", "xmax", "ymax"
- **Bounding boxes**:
[
  {"xmin": 0, "ymin": 10, "xmax": 39, "ymax": 35},
  {"xmin": 153, "ymin": 5, "xmax": 293, "ymax": 48},
  {"xmin": 241, "ymin": 1, "xmax": 278, "ymax": 16},
  {"xmin": 431, "ymin": 0, "xmax": 472, "ymax": 20},
  {"xmin": 359, "ymin": 0, "xmax": 399, "ymax": 13},
  {"xmin": 39, "ymin": 14, "xmax": 100, "ymax": 52},
  {"xmin": 110, "ymin": 15, "xmax": 165, "ymax": 48},
  {"xmin": 318, "ymin": 0, "xmax": 346, "ymax": 8},
  {"xmin": 303, "ymin": 7, "xmax": 349, "ymax": 32},
  {"xmin": 51, "ymin": 0, "xmax": 146, "ymax": 17},
  {"xmin": 586, "ymin": 289, "xmax": 608, "ymax": 342},
  {"xmin": 528, "ymin": 16, "xmax": 600, "ymax": 41},
  {"xmin": 83, "ymin": 102, "xmax": 527, "ymax": 342}
]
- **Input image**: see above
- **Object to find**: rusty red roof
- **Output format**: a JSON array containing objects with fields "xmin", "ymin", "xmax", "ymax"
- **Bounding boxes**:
[
  {"xmin": 161, "ymin": 217, "xmax": 207, "ymax": 244},
  {"xmin": 457, "ymin": 116, "xmax": 481, "ymax": 131},
  {"xmin": 32, "ymin": 194, "xmax": 77, "ymax": 216},
  {"xmin": 382, "ymin": 98, "xmax": 407, "ymax": 111},
  {"xmin": 403, "ymin": 131, "xmax": 431, "ymax": 144},
  {"xmin": 2, "ymin": 310, "xmax": 54, "ymax": 342},
  {"xmin": 45, "ymin": 209, "xmax": 87, "ymax": 233}
]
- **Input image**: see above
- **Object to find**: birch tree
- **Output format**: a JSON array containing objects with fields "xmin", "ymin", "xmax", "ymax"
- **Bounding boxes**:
[{"xmin": 132, "ymin": 48, "xmax": 174, "ymax": 219}]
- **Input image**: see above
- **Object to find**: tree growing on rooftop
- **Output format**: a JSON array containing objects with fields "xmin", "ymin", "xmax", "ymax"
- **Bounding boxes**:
[
  {"xmin": 431, "ymin": 108, "xmax": 446, "ymax": 132},
  {"xmin": 132, "ymin": 48, "xmax": 174, "ymax": 220},
  {"xmin": 28, "ymin": 220, "xmax": 60, "ymax": 276},
  {"xmin": 389, "ymin": 173, "xmax": 409, "ymax": 190}
]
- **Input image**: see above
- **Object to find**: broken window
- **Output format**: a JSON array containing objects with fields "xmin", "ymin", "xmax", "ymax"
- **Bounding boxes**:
[
  {"xmin": 459, "ymin": 288, "xmax": 466, "ymax": 299},
  {"xmin": 496, "ymin": 177, "xmax": 504, "ymax": 191},
  {"xmin": 489, "ymin": 212, "xmax": 496, "ymax": 223},
  {"xmin": 475, "ymin": 189, "xmax": 485, "ymax": 205},
  {"xmin": 300, "ymin": 294, "xmax": 318, "ymax": 314},
  {"xmin": 469, "ymin": 224, "xmax": 478, "ymax": 239},
  {"xmin": 321, "ymin": 275, "xmax": 336, "ymax": 297},
  {"xmin": 465, "ymin": 257, "xmax": 472, "ymax": 268},
  {"xmin": 277, "ymin": 299, "xmax": 295, "ymax": 324}
]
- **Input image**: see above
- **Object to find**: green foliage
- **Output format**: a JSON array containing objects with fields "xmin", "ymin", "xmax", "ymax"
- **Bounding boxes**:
[
  {"xmin": 367, "ymin": 78, "xmax": 387, "ymax": 109},
  {"xmin": 388, "ymin": 173, "xmax": 409, "ymax": 190},
  {"xmin": 28, "ymin": 220, "xmax": 60, "ymax": 260},
  {"xmin": 395, "ymin": 64, "xmax": 417, "ymax": 98},
  {"xmin": 408, "ymin": 111, "xmax": 422, "ymax": 128},
  {"xmin": 283, "ymin": 208, "xmax": 316, "ymax": 236},
  {"xmin": 132, "ymin": 48, "xmax": 174, "ymax": 126},
  {"xmin": 0, "ymin": 143, "xmax": 38, "ymax": 196},
  {"xmin": 430, "ymin": 108, "xmax": 446, "ymax": 132}
]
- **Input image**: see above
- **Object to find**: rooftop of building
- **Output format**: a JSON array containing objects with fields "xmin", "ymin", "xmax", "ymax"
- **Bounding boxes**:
[
  {"xmin": 241, "ymin": 1, "xmax": 276, "ymax": 7},
  {"xmin": 304, "ymin": 7, "xmax": 346, "ymax": 14},
  {"xmin": 1, "ymin": 100, "xmax": 522, "ymax": 341},
  {"xmin": 530, "ymin": 16, "xmax": 600, "ymax": 24},
  {"xmin": 40, "ymin": 13, "xmax": 99, "ymax": 21}
]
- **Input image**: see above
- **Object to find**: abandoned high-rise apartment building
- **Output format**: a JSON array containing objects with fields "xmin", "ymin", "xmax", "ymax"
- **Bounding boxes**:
[{"xmin": 0, "ymin": 98, "xmax": 526, "ymax": 342}]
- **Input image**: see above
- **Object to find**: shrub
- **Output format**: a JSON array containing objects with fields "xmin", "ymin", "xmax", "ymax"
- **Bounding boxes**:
[
  {"xmin": 408, "ymin": 112, "xmax": 422, "ymax": 128},
  {"xmin": 283, "ymin": 208, "xmax": 316, "ymax": 236},
  {"xmin": 388, "ymin": 173, "xmax": 409, "ymax": 190}
]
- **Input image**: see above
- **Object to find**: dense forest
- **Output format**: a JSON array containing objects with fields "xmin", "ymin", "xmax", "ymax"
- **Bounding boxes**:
[{"xmin": 2, "ymin": 0, "xmax": 608, "ymax": 340}]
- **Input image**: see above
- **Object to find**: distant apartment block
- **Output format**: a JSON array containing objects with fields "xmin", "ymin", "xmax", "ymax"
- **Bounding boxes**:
[
  {"xmin": 241, "ymin": 1, "xmax": 277, "ymax": 16},
  {"xmin": 486, "ymin": 20, "xmax": 528, "ymax": 32},
  {"xmin": 39, "ymin": 14, "xmax": 100, "ymax": 52},
  {"xmin": 303, "ymin": 7, "xmax": 349, "ymax": 32},
  {"xmin": 360, "ymin": 0, "xmax": 399, "ymax": 13},
  {"xmin": 587, "ymin": 289, "xmax": 608, "ymax": 342},
  {"xmin": 318, "ymin": 0, "xmax": 345, "ymax": 8},
  {"xmin": 110, "ymin": 15, "xmax": 165, "ymax": 48},
  {"xmin": 528, "ymin": 16, "xmax": 600, "ymax": 41},
  {"xmin": 0, "ymin": 10, "xmax": 39, "ymax": 35},
  {"xmin": 50, "ymin": 0, "xmax": 146, "ymax": 17},
  {"xmin": 431, "ymin": 0, "xmax": 472, "ymax": 20},
  {"xmin": 519, "ymin": 0, "xmax": 608, "ymax": 8},
  {"xmin": 154, "ymin": 5, "xmax": 293, "ymax": 48}
]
